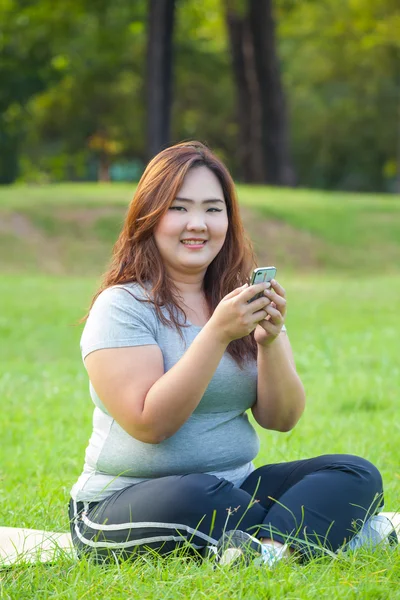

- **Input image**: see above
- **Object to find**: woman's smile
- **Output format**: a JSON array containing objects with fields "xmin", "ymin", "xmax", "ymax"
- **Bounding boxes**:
[
  {"xmin": 154, "ymin": 165, "xmax": 229, "ymax": 279},
  {"xmin": 181, "ymin": 238, "xmax": 208, "ymax": 249}
]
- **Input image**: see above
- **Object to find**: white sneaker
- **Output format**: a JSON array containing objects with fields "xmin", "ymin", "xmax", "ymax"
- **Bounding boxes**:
[
  {"xmin": 215, "ymin": 530, "xmax": 288, "ymax": 568},
  {"xmin": 342, "ymin": 515, "xmax": 398, "ymax": 552}
]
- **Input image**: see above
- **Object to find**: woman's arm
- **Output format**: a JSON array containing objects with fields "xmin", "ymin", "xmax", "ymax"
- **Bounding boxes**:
[
  {"xmin": 85, "ymin": 324, "xmax": 228, "ymax": 444},
  {"xmin": 85, "ymin": 281, "xmax": 272, "ymax": 444},
  {"xmin": 252, "ymin": 333, "xmax": 306, "ymax": 432}
]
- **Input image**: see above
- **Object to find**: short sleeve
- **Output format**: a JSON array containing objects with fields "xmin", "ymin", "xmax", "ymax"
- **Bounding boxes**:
[{"xmin": 80, "ymin": 285, "xmax": 158, "ymax": 361}]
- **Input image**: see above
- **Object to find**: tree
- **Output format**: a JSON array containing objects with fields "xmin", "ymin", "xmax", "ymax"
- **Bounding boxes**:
[
  {"xmin": 248, "ymin": 0, "xmax": 296, "ymax": 185},
  {"xmin": 225, "ymin": 1, "xmax": 264, "ymax": 182},
  {"xmin": 13, "ymin": 0, "xmax": 147, "ymax": 182},
  {"xmin": 0, "ymin": 0, "xmax": 71, "ymax": 183},
  {"xmin": 224, "ymin": 0, "xmax": 295, "ymax": 185},
  {"xmin": 277, "ymin": 0, "xmax": 400, "ymax": 191},
  {"xmin": 146, "ymin": 0, "xmax": 176, "ymax": 160},
  {"xmin": 3, "ymin": 0, "xmax": 399, "ymax": 191}
]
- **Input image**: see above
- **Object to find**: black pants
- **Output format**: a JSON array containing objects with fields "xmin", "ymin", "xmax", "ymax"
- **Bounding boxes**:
[{"xmin": 69, "ymin": 454, "xmax": 384, "ymax": 563}]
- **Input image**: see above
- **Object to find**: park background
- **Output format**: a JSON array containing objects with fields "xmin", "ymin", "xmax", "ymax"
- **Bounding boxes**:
[{"xmin": 1, "ymin": 1, "xmax": 400, "ymax": 598}]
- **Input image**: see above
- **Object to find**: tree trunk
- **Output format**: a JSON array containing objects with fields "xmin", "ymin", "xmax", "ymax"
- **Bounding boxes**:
[
  {"xmin": 98, "ymin": 154, "xmax": 110, "ymax": 182},
  {"xmin": 0, "ymin": 124, "xmax": 19, "ymax": 185},
  {"xmin": 225, "ymin": 3, "xmax": 264, "ymax": 182},
  {"xmin": 248, "ymin": 0, "xmax": 296, "ymax": 186},
  {"xmin": 146, "ymin": 0, "xmax": 176, "ymax": 160},
  {"xmin": 396, "ymin": 100, "xmax": 400, "ymax": 193}
]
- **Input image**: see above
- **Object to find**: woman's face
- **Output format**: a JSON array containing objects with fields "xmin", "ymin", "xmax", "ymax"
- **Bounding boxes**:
[{"xmin": 153, "ymin": 165, "xmax": 229, "ymax": 281}]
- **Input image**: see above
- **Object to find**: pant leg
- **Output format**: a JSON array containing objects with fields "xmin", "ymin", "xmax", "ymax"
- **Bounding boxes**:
[
  {"xmin": 240, "ymin": 454, "xmax": 383, "ymax": 557},
  {"xmin": 69, "ymin": 473, "xmax": 269, "ymax": 562}
]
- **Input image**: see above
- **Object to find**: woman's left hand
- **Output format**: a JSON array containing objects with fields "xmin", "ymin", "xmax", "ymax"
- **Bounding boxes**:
[{"xmin": 253, "ymin": 279, "xmax": 287, "ymax": 347}]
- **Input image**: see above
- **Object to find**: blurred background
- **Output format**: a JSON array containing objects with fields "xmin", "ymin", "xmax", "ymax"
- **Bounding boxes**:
[
  {"xmin": 1, "ymin": 0, "xmax": 399, "ymax": 193},
  {"xmin": 1, "ymin": 5, "xmax": 400, "ymax": 576}
]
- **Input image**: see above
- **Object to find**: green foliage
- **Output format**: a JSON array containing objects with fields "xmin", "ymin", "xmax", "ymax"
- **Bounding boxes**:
[
  {"xmin": 173, "ymin": 0, "xmax": 237, "ymax": 168},
  {"xmin": 0, "ymin": 0, "xmax": 399, "ymax": 190},
  {"xmin": 277, "ymin": 0, "xmax": 400, "ymax": 191},
  {"xmin": 20, "ymin": 1, "xmax": 148, "ymax": 181},
  {"xmin": 0, "ymin": 0, "xmax": 89, "ymax": 182}
]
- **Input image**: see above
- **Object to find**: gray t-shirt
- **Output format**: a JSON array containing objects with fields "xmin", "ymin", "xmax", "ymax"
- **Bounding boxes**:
[{"xmin": 70, "ymin": 283, "xmax": 261, "ymax": 502}]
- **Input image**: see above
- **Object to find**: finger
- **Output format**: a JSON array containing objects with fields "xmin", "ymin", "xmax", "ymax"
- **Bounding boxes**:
[
  {"xmin": 258, "ymin": 315, "xmax": 284, "ymax": 333},
  {"xmin": 252, "ymin": 307, "xmax": 270, "ymax": 322},
  {"xmin": 257, "ymin": 318, "xmax": 279, "ymax": 332},
  {"xmin": 265, "ymin": 303, "xmax": 284, "ymax": 325},
  {"xmin": 256, "ymin": 320, "xmax": 272, "ymax": 334},
  {"xmin": 264, "ymin": 288, "xmax": 287, "ymax": 315},
  {"xmin": 248, "ymin": 295, "xmax": 271, "ymax": 313},
  {"xmin": 270, "ymin": 279, "xmax": 286, "ymax": 298},
  {"xmin": 243, "ymin": 282, "xmax": 270, "ymax": 303}
]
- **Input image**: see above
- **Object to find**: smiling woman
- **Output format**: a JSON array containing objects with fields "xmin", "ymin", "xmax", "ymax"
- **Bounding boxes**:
[
  {"xmin": 68, "ymin": 141, "xmax": 396, "ymax": 568},
  {"xmin": 153, "ymin": 166, "xmax": 229, "ymax": 281},
  {"xmin": 86, "ymin": 140, "xmax": 258, "ymax": 365}
]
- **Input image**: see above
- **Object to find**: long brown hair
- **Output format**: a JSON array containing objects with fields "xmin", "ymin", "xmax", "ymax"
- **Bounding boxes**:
[{"xmin": 87, "ymin": 141, "xmax": 258, "ymax": 367}]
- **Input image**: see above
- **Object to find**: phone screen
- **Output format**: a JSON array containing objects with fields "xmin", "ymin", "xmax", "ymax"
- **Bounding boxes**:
[{"xmin": 248, "ymin": 266, "xmax": 277, "ymax": 303}]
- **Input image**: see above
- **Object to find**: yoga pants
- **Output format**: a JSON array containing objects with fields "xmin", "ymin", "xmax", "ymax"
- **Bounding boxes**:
[{"xmin": 69, "ymin": 454, "xmax": 383, "ymax": 563}]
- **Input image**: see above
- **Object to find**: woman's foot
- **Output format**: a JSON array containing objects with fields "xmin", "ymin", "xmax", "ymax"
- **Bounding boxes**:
[
  {"xmin": 341, "ymin": 514, "xmax": 398, "ymax": 552},
  {"xmin": 214, "ymin": 515, "xmax": 398, "ymax": 567},
  {"xmin": 215, "ymin": 530, "xmax": 289, "ymax": 568}
]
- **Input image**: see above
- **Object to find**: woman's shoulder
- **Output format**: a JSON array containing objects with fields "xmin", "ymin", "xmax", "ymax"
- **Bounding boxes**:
[
  {"xmin": 91, "ymin": 282, "xmax": 153, "ymax": 315},
  {"xmin": 81, "ymin": 282, "xmax": 158, "ymax": 358},
  {"xmin": 98, "ymin": 281, "xmax": 149, "ymax": 301}
]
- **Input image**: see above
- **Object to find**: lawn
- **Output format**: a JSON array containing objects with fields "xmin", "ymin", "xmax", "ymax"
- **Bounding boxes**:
[
  {"xmin": 1, "ymin": 183, "xmax": 400, "ymax": 275},
  {"xmin": 1, "ymin": 272, "xmax": 399, "ymax": 598},
  {"xmin": 0, "ymin": 184, "xmax": 399, "ymax": 598}
]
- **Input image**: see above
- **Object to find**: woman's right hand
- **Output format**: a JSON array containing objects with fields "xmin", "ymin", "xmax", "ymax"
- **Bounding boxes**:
[{"xmin": 207, "ymin": 282, "xmax": 272, "ymax": 344}]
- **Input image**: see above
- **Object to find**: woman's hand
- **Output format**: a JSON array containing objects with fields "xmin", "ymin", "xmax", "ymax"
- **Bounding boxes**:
[
  {"xmin": 208, "ymin": 281, "xmax": 272, "ymax": 344},
  {"xmin": 253, "ymin": 279, "xmax": 287, "ymax": 347}
]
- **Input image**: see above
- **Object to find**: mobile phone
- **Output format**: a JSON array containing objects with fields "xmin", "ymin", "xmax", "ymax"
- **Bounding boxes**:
[{"xmin": 247, "ymin": 266, "xmax": 277, "ymax": 303}]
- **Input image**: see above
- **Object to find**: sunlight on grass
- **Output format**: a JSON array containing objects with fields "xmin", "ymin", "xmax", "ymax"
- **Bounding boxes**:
[
  {"xmin": 1, "ymin": 273, "xmax": 399, "ymax": 596},
  {"xmin": 1, "ymin": 182, "xmax": 399, "ymax": 596},
  {"xmin": 1, "ymin": 183, "xmax": 400, "ymax": 276}
]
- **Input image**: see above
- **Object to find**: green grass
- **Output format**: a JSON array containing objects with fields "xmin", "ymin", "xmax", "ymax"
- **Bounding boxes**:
[
  {"xmin": 0, "ymin": 182, "xmax": 135, "ymax": 209},
  {"xmin": 1, "ymin": 273, "xmax": 399, "ymax": 598},
  {"xmin": 1, "ymin": 183, "xmax": 399, "ymax": 597},
  {"xmin": 239, "ymin": 186, "xmax": 400, "ymax": 246},
  {"xmin": 1, "ymin": 183, "xmax": 400, "ymax": 276}
]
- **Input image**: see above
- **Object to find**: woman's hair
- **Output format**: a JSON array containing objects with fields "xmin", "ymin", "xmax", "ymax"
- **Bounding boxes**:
[{"xmin": 87, "ymin": 141, "xmax": 258, "ymax": 367}]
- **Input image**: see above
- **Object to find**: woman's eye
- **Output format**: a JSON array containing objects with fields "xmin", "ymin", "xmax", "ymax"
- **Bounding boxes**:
[{"xmin": 169, "ymin": 207, "xmax": 222, "ymax": 213}]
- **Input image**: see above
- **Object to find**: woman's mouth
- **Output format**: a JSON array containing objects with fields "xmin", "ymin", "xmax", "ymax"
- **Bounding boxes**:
[{"xmin": 181, "ymin": 240, "xmax": 207, "ymax": 249}]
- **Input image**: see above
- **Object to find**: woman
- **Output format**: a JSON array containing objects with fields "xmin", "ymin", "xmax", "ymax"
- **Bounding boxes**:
[{"xmin": 69, "ymin": 141, "xmax": 393, "ymax": 566}]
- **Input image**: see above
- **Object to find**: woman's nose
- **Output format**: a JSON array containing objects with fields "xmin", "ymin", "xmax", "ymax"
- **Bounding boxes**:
[{"xmin": 186, "ymin": 215, "xmax": 207, "ymax": 230}]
